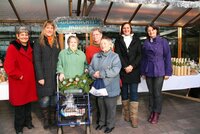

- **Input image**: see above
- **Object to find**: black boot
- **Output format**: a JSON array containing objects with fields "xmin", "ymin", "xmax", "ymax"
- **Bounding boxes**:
[
  {"xmin": 41, "ymin": 108, "xmax": 50, "ymax": 129},
  {"xmin": 48, "ymin": 106, "xmax": 56, "ymax": 128}
]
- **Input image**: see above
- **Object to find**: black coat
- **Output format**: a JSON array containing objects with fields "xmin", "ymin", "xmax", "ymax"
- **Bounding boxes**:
[
  {"xmin": 33, "ymin": 38, "xmax": 60, "ymax": 98},
  {"xmin": 114, "ymin": 35, "xmax": 142, "ymax": 83}
]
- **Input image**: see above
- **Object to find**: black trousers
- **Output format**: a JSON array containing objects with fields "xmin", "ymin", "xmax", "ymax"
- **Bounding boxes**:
[
  {"xmin": 146, "ymin": 76, "xmax": 164, "ymax": 113},
  {"xmin": 14, "ymin": 103, "xmax": 32, "ymax": 132}
]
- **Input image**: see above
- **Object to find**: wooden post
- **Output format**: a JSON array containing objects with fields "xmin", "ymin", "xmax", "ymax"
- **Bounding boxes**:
[
  {"xmin": 59, "ymin": 34, "xmax": 64, "ymax": 50},
  {"xmin": 178, "ymin": 27, "xmax": 182, "ymax": 58},
  {"xmin": 89, "ymin": 32, "xmax": 93, "ymax": 46},
  {"xmin": 199, "ymin": 32, "xmax": 200, "ymax": 64},
  {"xmin": 69, "ymin": 0, "xmax": 72, "ymax": 16}
]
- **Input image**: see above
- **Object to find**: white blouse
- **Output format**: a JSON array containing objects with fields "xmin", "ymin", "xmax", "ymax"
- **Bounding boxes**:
[{"xmin": 122, "ymin": 34, "xmax": 133, "ymax": 49}]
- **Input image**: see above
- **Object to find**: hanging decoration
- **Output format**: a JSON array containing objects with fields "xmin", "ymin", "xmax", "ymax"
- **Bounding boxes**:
[
  {"xmin": 54, "ymin": 16, "xmax": 103, "ymax": 34},
  {"xmin": 102, "ymin": 0, "xmax": 200, "ymax": 8}
]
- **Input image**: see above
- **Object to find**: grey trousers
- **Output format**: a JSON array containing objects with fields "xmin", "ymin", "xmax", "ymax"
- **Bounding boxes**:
[
  {"xmin": 97, "ymin": 96, "xmax": 118, "ymax": 129},
  {"xmin": 146, "ymin": 76, "xmax": 164, "ymax": 113}
]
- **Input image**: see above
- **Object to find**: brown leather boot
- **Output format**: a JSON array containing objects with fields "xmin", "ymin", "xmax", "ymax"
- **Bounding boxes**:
[
  {"xmin": 129, "ymin": 101, "xmax": 139, "ymax": 128},
  {"xmin": 122, "ymin": 100, "xmax": 129, "ymax": 121},
  {"xmin": 151, "ymin": 112, "xmax": 159, "ymax": 124}
]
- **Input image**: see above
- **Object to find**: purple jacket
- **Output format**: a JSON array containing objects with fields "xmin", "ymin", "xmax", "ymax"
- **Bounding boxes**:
[{"xmin": 141, "ymin": 36, "xmax": 172, "ymax": 77}]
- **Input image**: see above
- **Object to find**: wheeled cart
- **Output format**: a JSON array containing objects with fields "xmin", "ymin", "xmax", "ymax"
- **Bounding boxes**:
[{"xmin": 56, "ymin": 78, "xmax": 92, "ymax": 134}]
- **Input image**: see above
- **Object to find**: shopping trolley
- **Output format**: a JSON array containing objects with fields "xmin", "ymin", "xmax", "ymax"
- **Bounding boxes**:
[{"xmin": 56, "ymin": 76, "xmax": 92, "ymax": 134}]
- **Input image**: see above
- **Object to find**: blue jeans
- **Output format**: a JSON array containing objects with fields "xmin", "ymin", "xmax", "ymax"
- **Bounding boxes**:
[{"xmin": 121, "ymin": 83, "xmax": 139, "ymax": 101}]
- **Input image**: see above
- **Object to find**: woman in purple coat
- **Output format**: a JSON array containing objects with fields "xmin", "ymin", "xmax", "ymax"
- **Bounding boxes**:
[{"xmin": 141, "ymin": 24, "xmax": 172, "ymax": 124}]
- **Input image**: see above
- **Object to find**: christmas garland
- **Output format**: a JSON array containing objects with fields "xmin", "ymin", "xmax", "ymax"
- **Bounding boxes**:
[{"xmin": 59, "ymin": 73, "xmax": 93, "ymax": 93}]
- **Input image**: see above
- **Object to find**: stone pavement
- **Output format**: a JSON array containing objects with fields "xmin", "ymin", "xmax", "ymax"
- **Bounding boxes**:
[{"xmin": 0, "ymin": 91, "xmax": 200, "ymax": 134}]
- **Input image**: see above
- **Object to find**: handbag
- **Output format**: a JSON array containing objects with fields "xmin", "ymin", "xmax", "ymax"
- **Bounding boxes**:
[{"xmin": 89, "ymin": 78, "xmax": 108, "ymax": 96}]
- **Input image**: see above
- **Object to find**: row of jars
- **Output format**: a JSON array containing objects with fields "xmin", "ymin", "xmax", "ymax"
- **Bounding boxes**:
[{"xmin": 171, "ymin": 58, "xmax": 191, "ymax": 76}]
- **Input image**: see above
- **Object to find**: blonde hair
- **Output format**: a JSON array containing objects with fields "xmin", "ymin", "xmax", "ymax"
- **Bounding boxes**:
[
  {"xmin": 39, "ymin": 20, "xmax": 59, "ymax": 48},
  {"xmin": 101, "ymin": 36, "xmax": 114, "ymax": 49}
]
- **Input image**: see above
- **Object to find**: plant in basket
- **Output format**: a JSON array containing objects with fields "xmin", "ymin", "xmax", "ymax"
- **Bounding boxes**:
[{"xmin": 59, "ymin": 73, "xmax": 93, "ymax": 93}]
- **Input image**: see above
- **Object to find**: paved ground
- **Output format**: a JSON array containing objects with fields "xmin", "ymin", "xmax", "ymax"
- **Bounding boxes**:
[{"xmin": 0, "ymin": 90, "xmax": 200, "ymax": 134}]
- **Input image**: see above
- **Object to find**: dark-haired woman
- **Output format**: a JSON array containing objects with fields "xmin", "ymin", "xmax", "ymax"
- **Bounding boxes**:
[
  {"xmin": 4, "ymin": 26, "xmax": 38, "ymax": 134},
  {"xmin": 141, "ymin": 24, "xmax": 172, "ymax": 124},
  {"xmin": 114, "ymin": 22, "xmax": 142, "ymax": 128}
]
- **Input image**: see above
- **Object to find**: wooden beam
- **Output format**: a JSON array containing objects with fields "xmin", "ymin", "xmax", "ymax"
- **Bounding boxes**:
[
  {"xmin": 0, "ymin": 20, "xmax": 46, "ymax": 24},
  {"xmin": 129, "ymin": 4, "xmax": 142, "ymax": 23},
  {"xmin": 81, "ymin": 0, "xmax": 87, "ymax": 16},
  {"xmin": 104, "ymin": 21, "xmax": 181, "ymax": 27},
  {"xmin": 77, "ymin": 0, "xmax": 82, "ymax": 16},
  {"xmin": 59, "ymin": 34, "xmax": 64, "ymax": 50},
  {"xmin": 171, "ymin": 8, "xmax": 192, "ymax": 26},
  {"xmin": 183, "ymin": 13, "xmax": 200, "ymax": 27},
  {"xmin": 44, "ymin": 0, "xmax": 49, "ymax": 20},
  {"xmin": 163, "ymin": 92, "xmax": 200, "ymax": 103},
  {"xmin": 8, "ymin": 0, "xmax": 21, "ymax": 23},
  {"xmin": 89, "ymin": 32, "xmax": 93, "ymax": 46},
  {"xmin": 151, "ymin": 3, "xmax": 169, "ymax": 24},
  {"xmin": 85, "ymin": 0, "xmax": 95, "ymax": 16},
  {"xmin": 178, "ymin": 27, "xmax": 182, "ymax": 58},
  {"xmin": 104, "ymin": 2, "xmax": 113, "ymax": 24},
  {"xmin": 199, "ymin": 32, "xmax": 200, "ymax": 64},
  {"xmin": 69, "ymin": 0, "xmax": 72, "ymax": 16}
]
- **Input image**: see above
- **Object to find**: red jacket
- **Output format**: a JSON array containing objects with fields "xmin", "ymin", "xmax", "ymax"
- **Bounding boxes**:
[
  {"xmin": 4, "ymin": 40, "xmax": 38, "ymax": 106},
  {"xmin": 85, "ymin": 45, "xmax": 101, "ymax": 64}
]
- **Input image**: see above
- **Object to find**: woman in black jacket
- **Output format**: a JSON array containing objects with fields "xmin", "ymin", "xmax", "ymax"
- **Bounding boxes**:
[
  {"xmin": 114, "ymin": 22, "xmax": 142, "ymax": 128},
  {"xmin": 33, "ymin": 20, "xmax": 60, "ymax": 129}
]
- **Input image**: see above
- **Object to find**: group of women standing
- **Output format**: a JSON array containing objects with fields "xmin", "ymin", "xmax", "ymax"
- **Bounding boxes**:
[
  {"xmin": 4, "ymin": 20, "xmax": 172, "ymax": 134},
  {"xmin": 4, "ymin": 20, "xmax": 60, "ymax": 134},
  {"xmin": 115, "ymin": 22, "xmax": 172, "ymax": 128}
]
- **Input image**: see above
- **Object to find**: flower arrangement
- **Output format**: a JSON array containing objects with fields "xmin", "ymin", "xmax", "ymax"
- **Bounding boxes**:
[{"xmin": 59, "ymin": 73, "xmax": 93, "ymax": 93}]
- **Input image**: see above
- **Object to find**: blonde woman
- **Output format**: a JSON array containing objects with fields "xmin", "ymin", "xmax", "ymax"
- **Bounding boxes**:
[{"xmin": 33, "ymin": 20, "xmax": 60, "ymax": 129}]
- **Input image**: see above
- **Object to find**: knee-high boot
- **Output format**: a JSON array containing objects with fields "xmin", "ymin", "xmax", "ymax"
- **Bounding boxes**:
[
  {"xmin": 122, "ymin": 100, "xmax": 129, "ymax": 121},
  {"xmin": 48, "ymin": 106, "xmax": 56, "ymax": 127},
  {"xmin": 41, "ymin": 107, "xmax": 49, "ymax": 129},
  {"xmin": 130, "ymin": 101, "xmax": 139, "ymax": 128}
]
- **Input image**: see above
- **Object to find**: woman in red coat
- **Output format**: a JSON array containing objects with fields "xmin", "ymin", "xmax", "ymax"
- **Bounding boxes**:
[{"xmin": 4, "ymin": 26, "xmax": 38, "ymax": 134}]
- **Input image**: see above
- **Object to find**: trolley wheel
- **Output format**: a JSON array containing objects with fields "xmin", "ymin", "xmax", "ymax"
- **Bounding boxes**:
[
  {"xmin": 85, "ymin": 125, "xmax": 91, "ymax": 134},
  {"xmin": 57, "ymin": 126, "xmax": 63, "ymax": 134}
]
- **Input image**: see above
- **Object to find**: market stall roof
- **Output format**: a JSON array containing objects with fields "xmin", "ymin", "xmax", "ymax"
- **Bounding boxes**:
[{"xmin": 0, "ymin": 0, "xmax": 200, "ymax": 27}]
